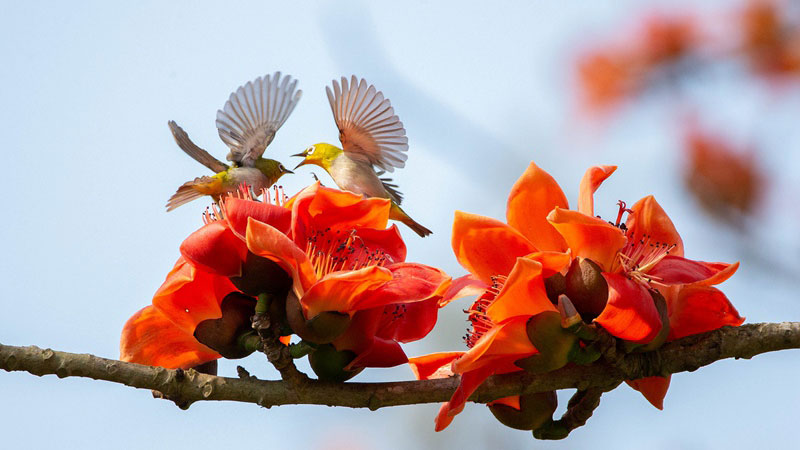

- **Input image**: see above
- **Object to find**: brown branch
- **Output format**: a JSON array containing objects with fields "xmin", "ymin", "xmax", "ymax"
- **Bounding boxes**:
[{"xmin": 1, "ymin": 322, "xmax": 798, "ymax": 410}]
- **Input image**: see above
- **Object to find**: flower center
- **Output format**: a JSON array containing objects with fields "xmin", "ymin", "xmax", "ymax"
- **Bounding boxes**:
[
  {"xmin": 463, "ymin": 275, "xmax": 507, "ymax": 348},
  {"xmin": 305, "ymin": 228, "xmax": 388, "ymax": 279}
]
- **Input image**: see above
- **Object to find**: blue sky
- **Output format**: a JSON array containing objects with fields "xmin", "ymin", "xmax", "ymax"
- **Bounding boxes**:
[{"xmin": 2, "ymin": 1, "xmax": 799, "ymax": 448}]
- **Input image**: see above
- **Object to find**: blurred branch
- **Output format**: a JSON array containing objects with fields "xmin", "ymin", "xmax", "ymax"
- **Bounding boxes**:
[{"xmin": 1, "ymin": 322, "xmax": 798, "ymax": 410}]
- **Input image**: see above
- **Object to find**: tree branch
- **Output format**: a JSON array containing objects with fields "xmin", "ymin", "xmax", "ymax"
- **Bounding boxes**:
[{"xmin": 1, "ymin": 322, "xmax": 798, "ymax": 410}]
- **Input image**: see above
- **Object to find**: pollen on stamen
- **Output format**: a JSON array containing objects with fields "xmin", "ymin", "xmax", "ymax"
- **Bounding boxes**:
[
  {"xmin": 305, "ymin": 228, "xmax": 388, "ymax": 279},
  {"xmin": 616, "ymin": 232, "xmax": 677, "ymax": 287}
]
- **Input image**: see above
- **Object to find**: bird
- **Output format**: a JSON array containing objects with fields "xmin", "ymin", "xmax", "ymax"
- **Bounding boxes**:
[
  {"xmin": 165, "ymin": 71, "xmax": 301, "ymax": 211},
  {"xmin": 293, "ymin": 76, "xmax": 432, "ymax": 237}
]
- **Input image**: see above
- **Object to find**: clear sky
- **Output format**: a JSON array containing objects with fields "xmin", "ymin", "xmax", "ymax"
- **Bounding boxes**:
[{"xmin": 2, "ymin": 1, "xmax": 799, "ymax": 448}]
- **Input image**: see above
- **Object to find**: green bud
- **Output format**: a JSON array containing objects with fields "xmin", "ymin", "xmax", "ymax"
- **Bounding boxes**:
[
  {"xmin": 516, "ymin": 311, "xmax": 577, "ymax": 374},
  {"xmin": 194, "ymin": 293, "xmax": 257, "ymax": 359},
  {"xmin": 564, "ymin": 257, "xmax": 608, "ymax": 321},
  {"xmin": 308, "ymin": 344, "xmax": 364, "ymax": 382},
  {"xmin": 488, "ymin": 391, "xmax": 558, "ymax": 431},
  {"xmin": 533, "ymin": 419, "xmax": 570, "ymax": 440},
  {"xmin": 285, "ymin": 292, "xmax": 351, "ymax": 344},
  {"xmin": 230, "ymin": 252, "xmax": 292, "ymax": 297}
]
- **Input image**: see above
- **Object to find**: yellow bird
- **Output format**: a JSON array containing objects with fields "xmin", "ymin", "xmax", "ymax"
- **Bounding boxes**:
[
  {"xmin": 293, "ymin": 76, "xmax": 432, "ymax": 237},
  {"xmin": 166, "ymin": 72, "xmax": 301, "ymax": 211}
]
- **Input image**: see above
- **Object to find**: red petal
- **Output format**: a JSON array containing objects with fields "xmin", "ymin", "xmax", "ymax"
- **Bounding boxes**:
[
  {"xmin": 301, "ymin": 266, "xmax": 393, "ymax": 319},
  {"xmin": 506, "ymin": 161, "xmax": 569, "ymax": 252},
  {"xmin": 439, "ymin": 274, "xmax": 488, "ymax": 307},
  {"xmin": 435, "ymin": 364, "xmax": 496, "ymax": 431},
  {"xmin": 486, "ymin": 258, "xmax": 557, "ymax": 324},
  {"xmin": 224, "ymin": 197, "xmax": 291, "ymax": 239},
  {"xmin": 523, "ymin": 251, "xmax": 573, "ymax": 277},
  {"xmin": 626, "ymin": 376, "xmax": 670, "ymax": 410},
  {"xmin": 548, "ymin": 207, "xmax": 627, "ymax": 270},
  {"xmin": 578, "ymin": 165, "xmax": 617, "ymax": 216},
  {"xmin": 626, "ymin": 196, "xmax": 684, "ymax": 257},
  {"xmin": 453, "ymin": 317, "xmax": 537, "ymax": 373},
  {"xmin": 152, "ymin": 258, "xmax": 236, "ymax": 336},
  {"xmin": 596, "ymin": 273, "xmax": 662, "ymax": 344},
  {"xmin": 668, "ymin": 285, "xmax": 744, "ymax": 340},
  {"xmin": 352, "ymin": 225, "xmax": 407, "ymax": 264},
  {"xmin": 120, "ymin": 305, "xmax": 220, "ymax": 369},
  {"xmin": 452, "ymin": 211, "xmax": 537, "ymax": 284},
  {"xmin": 648, "ymin": 255, "xmax": 725, "ymax": 285},
  {"xmin": 357, "ymin": 263, "xmax": 451, "ymax": 309},
  {"xmin": 290, "ymin": 183, "xmax": 392, "ymax": 245},
  {"xmin": 408, "ymin": 352, "xmax": 464, "ymax": 380},
  {"xmin": 345, "ymin": 337, "xmax": 408, "ymax": 369},
  {"xmin": 180, "ymin": 221, "xmax": 247, "ymax": 277},
  {"xmin": 377, "ymin": 297, "xmax": 440, "ymax": 343},
  {"xmin": 246, "ymin": 217, "xmax": 317, "ymax": 295}
]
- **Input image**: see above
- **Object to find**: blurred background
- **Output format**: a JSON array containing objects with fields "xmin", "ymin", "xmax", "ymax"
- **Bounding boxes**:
[{"xmin": 2, "ymin": 0, "xmax": 799, "ymax": 448}]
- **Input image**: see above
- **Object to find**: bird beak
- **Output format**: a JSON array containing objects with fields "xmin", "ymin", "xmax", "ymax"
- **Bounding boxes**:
[
  {"xmin": 284, "ymin": 168, "xmax": 294, "ymax": 174},
  {"xmin": 293, "ymin": 159, "xmax": 308, "ymax": 170},
  {"xmin": 291, "ymin": 151, "xmax": 307, "ymax": 158}
]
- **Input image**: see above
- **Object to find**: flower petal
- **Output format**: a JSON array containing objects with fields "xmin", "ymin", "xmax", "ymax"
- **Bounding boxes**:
[
  {"xmin": 408, "ymin": 352, "xmax": 464, "ymax": 380},
  {"xmin": 357, "ymin": 263, "xmax": 451, "ymax": 309},
  {"xmin": 180, "ymin": 221, "xmax": 247, "ymax": 277},
  {"xmin": 667, "ymin": 285, "xmax": 744, "ymax": 340},
  {"xmin": 344, "ymin": 337, "xmax": 409, "ymax": 369},
  {"xmin": 578, "ymin": 165, "xmax": 617, "ymax": 216},
  {"xmin": 246, "ymin": 217, "xmax": 317, "ymax": 296},
  {"xmin": 152, "ymin": 258, "xmax": 236, "ymax": 336},
  {"xmin": 486, "ymin": 258, "xmax": 557, "ymax": 324},
  {"xmin": 524, "ymin": 250, "xmax": 573, "ymax": 277},
  {"xmin": 120, "ymin": 305, "xmax": 219, "ymax": 369},
  {"xmin": 453, "ymin": 317, "xmax": 537, "ymax": 374},
  {"xmin": 224, "ymin": 196, "xmax": 291, "ymax": 239},
  {"xmin": 439, "ymin": 274, "xmax": 488, "ymax": 307},
  {"xmin": 626, "ymin": 195, "xmax": 684, "ymax": 257},
  {"xmin": 435, "ymin": 364, "xmax": 496, "ymax": 431},
  {"xmin": 626, "ymin": 376, "xmax": 671, "ymax": 410},
  {"xmin": 353, "ymin": 225, "xmax": 407, "ymax": 264},
  {"xmin": 452, "ymin": 211, "xmax": 537, "ymax": 284},
  {"xmin": 548, "ymin": 207, "xmax": 627, "ymax": 270},
  {"xmin": 290, "ymin": 182, "xmax": 392, "ymax": 245},
  {"xmin": 648, "ymin": 256, "xmax": 738, "ymax": 285},
  {"xmin": 595, "ymin": 273, "xmax": 662, "ymax": 344},
  {"xmin": 301, "ymin": 266, "xmax": 394, "ymax": 319},
  {"xmin": 506, "ymin": 161, "xmax": 569, "ymax": 252},
  {"xmin": 377, "ymin": 297, "xmax": 440, "ymax": 343}
]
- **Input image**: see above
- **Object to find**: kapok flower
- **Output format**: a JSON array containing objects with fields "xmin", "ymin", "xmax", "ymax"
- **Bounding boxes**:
[
  {"xmin": 120, "ymin": 257, "xmax": 237, "ymax": 369},
  {"xmin": 739, "ymin": 0, "xmax": 800, "ymax": 78},
  {"xmin": 684, "ymin": 126, "xmax": 764, "ymax": 221},
  {"xmin": 244, "ymin": 182, "xmax": 451, "ymax": 375}
]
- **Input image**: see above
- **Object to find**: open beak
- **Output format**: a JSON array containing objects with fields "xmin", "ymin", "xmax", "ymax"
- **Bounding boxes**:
[
  {"xmin": 283, "ymin": 168, "xmax": 294, "ymax": 174},
  {"xmin": 293, "ymin": 159, "xmax": 309, "ymax": 170}
]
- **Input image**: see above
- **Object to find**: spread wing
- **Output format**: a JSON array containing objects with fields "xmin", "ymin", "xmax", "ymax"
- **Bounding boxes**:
[
  {"xmin": 216, "ymin": 71, "xmax": 302, "ymax": 167},
  {"xmin": 326, "ymin": 76, "xmax": 408, "ymax": 173},
  {"xmin": 168, "ymin": 121, "xmax": 229, "ymax": 173}
]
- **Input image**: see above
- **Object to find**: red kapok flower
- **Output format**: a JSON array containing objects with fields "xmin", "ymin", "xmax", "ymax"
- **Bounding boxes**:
[{"xmin": 245, "ymin": 182, "xmax": 451, "ymax": 372}]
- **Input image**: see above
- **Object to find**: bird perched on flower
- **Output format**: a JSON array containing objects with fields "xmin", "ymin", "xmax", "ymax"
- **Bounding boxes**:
[
  {"xmin": 293, "ymin": 76, "xmax": 432, "ymax": 237},
  {"xmin": 166, "ymin": 72, "xmax": 301, "ymax": 211}
]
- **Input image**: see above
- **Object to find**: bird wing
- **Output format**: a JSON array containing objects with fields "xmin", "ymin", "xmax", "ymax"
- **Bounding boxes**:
[
  {"xmin": 168, "ymin": 121, "xmax": 229, "ymax": 173},
  {"xmin": 326, "ymin": 75, "xmax": 408, "ymax": 173},
  {"xmin": 216, "ymin": 72, "xmax": 302, "ymax": 167},
  {"xmin": 379, "ymin": 176, "xmax": 404, "ymax": 204}
]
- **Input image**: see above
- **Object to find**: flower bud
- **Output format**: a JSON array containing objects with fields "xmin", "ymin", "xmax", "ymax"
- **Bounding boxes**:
[
  {"xmin": 194, "ymin": 292, "xmax": 257, "ymax": 359},
  {"xmin": 230, "ymin": 252, "xmax": 292, "ymax": 297},
  {"xmin": 564, "ymin": 257, "xmax": 608, "ymax": 321},
  {"xmin": 517, "ymin": 311, "xmax": 577, "ymax": 374},
  {"xmin": 308, "ymin": 344, "xmax": 364, "ymax": 382},
  {"xmin": 285, "ymin": 292, "xmax": 351, "ymax": 344},
  {"xmin": 544, "ymin": 272, "xmax": 566, "ymax": 304},
  {"xmin": 488, "ymin": 391, "xmax": 558, "ymax": 431}
]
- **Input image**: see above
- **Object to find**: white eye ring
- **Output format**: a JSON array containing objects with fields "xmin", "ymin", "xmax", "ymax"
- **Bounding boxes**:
[{"xmin": 306, "ymin": 146, "xmax": 315, "ymax": 155}]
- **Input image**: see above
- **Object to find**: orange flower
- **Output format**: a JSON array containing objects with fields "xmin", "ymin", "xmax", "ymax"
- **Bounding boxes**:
[
  {"xmin": 413, "ymin": 161, "xmax": 742, "ymax": 431},
  {"xmin": 684, "ymin": 126, "xmax": 765, "ymax": 221},
  {"xmin": 122, "ymin": 183, "xmax": 450, "ymax": 375},
  {"xmin": 120, "ymin": 257, "xmax": 237, "ymax": 369},
  {"xmin": 245, "ymin": 182, "xmax": 451, "ymax": 372}
]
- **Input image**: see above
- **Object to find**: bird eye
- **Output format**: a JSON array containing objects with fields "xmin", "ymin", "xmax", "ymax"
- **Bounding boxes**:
[
  {"xmin": 306, "ymin": 146, "xmax": 315, "ymax": 155},
  {"xmin": 279, "ymin": 164, "xmax": 285, "ymax": 171}
]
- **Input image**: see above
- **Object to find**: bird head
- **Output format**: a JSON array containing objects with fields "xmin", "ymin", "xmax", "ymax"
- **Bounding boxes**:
[
  {"xmin": 254, "ymin": 158, "xmax": 293, "ymax": 183},
  {"xmin": 293, "ymin": 143, "xmax": 342, "ymax": 171}
]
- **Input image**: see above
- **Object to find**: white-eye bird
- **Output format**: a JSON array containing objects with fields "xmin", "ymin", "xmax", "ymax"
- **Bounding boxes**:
[
  {"xmin": 293, "ymin": 76, "xmax": 432, "ymax": 237},
  {"xmin": 166, "ymin": 72, "xmax": 301, "ymax": 211}
]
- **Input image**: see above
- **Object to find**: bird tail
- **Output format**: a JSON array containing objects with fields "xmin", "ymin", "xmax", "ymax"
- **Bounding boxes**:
[
  {"xmin": 389, "ymin": 203, "xmax": 432, "ymax": 237},
  {"xmin": 166, "ymin": 182, "xmax": 205, "ymax": 211}
]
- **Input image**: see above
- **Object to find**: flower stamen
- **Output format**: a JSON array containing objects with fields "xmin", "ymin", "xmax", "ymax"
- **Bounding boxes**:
[
  {"xmin": 305, "ymin": 228, "xmax": 388, "ymax": 279},
  {"xmin": 463, "ymin": 275, "xmax": 507, "ymax": 348}
]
